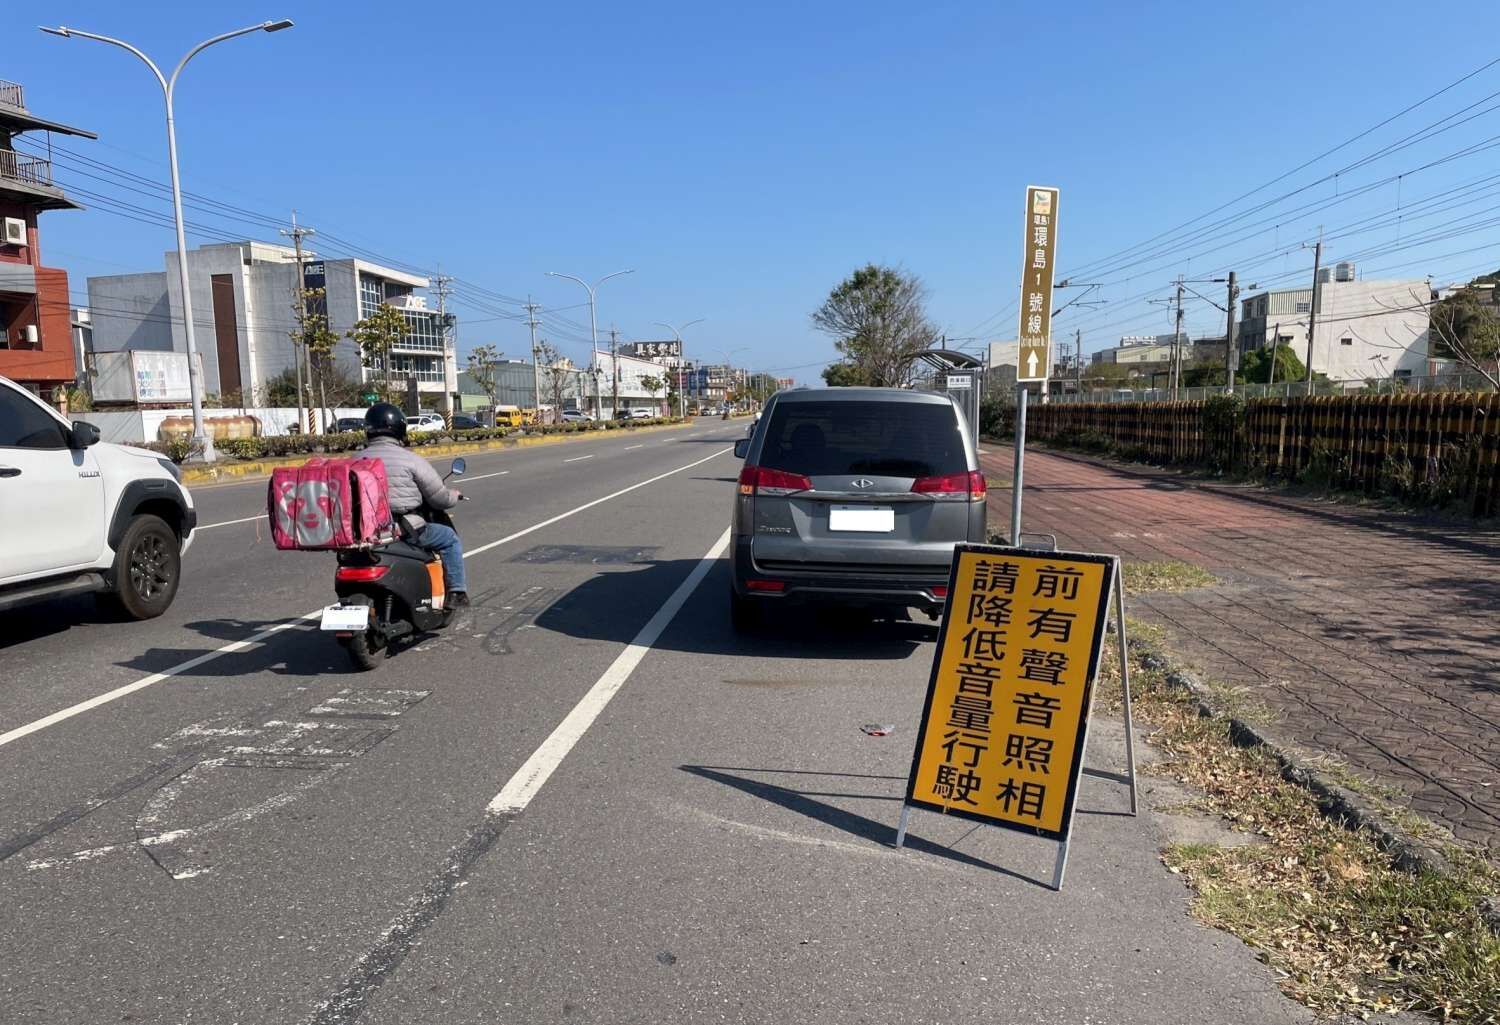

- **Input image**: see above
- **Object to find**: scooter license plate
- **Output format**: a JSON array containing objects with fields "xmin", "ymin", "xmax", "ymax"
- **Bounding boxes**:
[{"xmin": 320, "ymin": 604, "xmax": 371, "ymax": 631}]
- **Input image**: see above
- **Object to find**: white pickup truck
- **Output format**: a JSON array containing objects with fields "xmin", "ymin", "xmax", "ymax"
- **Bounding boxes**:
[{"xmin": 0, "ymin": 375, "xmax": 197, "ymax": 618}]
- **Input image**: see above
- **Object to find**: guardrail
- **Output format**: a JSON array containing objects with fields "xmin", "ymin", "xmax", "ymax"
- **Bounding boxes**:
[{"xmin": 0, "ymin": 80, "xmax": 22, "ymax": 109}]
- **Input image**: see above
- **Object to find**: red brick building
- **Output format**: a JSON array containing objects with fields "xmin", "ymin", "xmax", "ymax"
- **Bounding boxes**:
[{"xmin": 0, "ymin": 79, "xmax": 94, "ymax": 405}]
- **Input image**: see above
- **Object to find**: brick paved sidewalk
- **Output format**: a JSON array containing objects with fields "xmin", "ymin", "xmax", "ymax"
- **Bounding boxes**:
[{"xmin": 978, "ymin": 444, "xmax": 1500, "ymax": 850}]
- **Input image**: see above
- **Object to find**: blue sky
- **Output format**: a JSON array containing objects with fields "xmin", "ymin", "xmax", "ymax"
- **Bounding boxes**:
[{"xmin": 7, "ymin": 1, "xmax": 1499, "ymax": 382}]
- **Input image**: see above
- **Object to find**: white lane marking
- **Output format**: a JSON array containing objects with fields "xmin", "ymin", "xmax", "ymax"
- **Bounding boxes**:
[
  {"xmin": 457, "ymin": 470, "xmax": 509, "ymax": 482},
  {"xmin": 563, "ymin": 454, "xmax": 594, "ymax": 463},
  {"xmin": 0, "ymin": 613, "xmax": 320, "ymax": 749},
  {"xmin": 624, "ymin": 444, "xmax": 643, "ymax": 451},
  {"xmin": 465, "ymin": 447, "xmax": 728, "ymax": 560},
  {"xmin": 487, "ymin": 527, "xmax": 730, "ymax": 815},
  {"xmin": 0, "ymin": 447, "xmax": 731, "ymax": 751},
  {"xmin": 196, "ymin": 514, "xmax": 264, "ymax": 531}
]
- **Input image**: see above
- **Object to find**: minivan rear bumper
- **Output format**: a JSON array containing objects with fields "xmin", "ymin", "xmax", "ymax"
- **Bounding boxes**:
[{"xmin": 731, "ymin": 538, "xmax": 949, "ymax": 612}]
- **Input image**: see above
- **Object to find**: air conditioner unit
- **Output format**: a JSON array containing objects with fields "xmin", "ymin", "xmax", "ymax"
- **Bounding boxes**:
[
  {"xmin": 2, "ymin": 217, "xmax": 25, "ymax": 246},
  {"xmin": 23, "ymin": 324, "xmax": 39, "ymax": 345}
]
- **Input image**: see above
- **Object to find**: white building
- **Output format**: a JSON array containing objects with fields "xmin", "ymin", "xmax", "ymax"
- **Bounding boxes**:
[
  {"xmin": 593, "ymin": 350, "xmax": 673, "ymax": 412},
  {"xmin": 1238, "ymin": 264, "xmax": 1429, "ymax": 382},
  {"xmin": 87, "ymin": 241, "xmax": 459, "ymax": 406}
]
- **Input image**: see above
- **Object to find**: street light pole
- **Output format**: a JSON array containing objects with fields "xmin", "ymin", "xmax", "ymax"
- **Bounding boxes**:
[
  {"xmin": 653, "ymin": 318, "xmax": 704, "ymax": 418},
  {"xmin": 546, "ymin": 269, "xmax": 634, "ymax": 420},
  {"xmin": 42, "ymin": 20, "xmax": 294, "ymax": 463}
]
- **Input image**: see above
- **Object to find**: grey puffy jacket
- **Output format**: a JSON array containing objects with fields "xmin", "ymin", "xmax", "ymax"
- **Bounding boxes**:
[{"xmin": 358, "ymin": 436, "xmax": 459, "ymax": 532}]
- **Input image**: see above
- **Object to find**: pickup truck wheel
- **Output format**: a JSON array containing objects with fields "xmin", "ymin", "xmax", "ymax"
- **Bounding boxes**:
[{"xmin": 110, "ymin": 514, "xmax": 180, "ymax": 620}]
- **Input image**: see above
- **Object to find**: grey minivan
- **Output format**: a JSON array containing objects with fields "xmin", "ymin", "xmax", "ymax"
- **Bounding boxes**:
[{"xmin": 729, "ymin": 387, "xmax": 987, "ymax": 629}]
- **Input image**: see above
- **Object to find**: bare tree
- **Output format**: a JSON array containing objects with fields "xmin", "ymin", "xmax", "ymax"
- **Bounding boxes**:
[
  {"xmin": 465, "ymin": 343, "xmax": 504, "ymax": 418},
  {"xmin": 536, "ymin": 340, "xmax": 572, "ymax": 423},
  {"xmin": 811, "ymin": 264, "xmax": 936, "ymax": 387}
]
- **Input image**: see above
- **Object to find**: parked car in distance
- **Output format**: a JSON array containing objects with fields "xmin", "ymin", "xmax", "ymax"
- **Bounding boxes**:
[
  {"xmin": 334, "ymin": 416, "xmax": 365, "ymax": 434},
  {"xmin": 560, "ymin": 410, "xmax": 594, "ymax": 423},
  {"xmin": 0, "ymin": 374, "xmax": 197, "ymax": 619},
  {"xmin": 627, "ymin": 408, "xmax": 655, "ymax": 420},
  {"xmin": 728, "ymin": 387, "xmax": 985, "ymax": 630},
  {"xmin": 450, "ymin": 414, "xmax": 481, "ymax": 430},
  {"xmin": 408, "ymin": 413, "xmax": 445, "ymax": 433}
]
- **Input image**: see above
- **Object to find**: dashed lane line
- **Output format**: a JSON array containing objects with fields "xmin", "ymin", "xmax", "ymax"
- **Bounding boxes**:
[{"xmin": 0, "ymin": 447, "xmax": 731, "ymax": 751}]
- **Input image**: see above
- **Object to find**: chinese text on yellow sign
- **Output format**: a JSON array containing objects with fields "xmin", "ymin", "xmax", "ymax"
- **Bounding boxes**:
[
  {"xmin": 905, "ymin": 546, "xmax": 1114, "ymax": 840},
  {"xmin": 1017, "ymin": 185, "xmax": 1059, "ymax": 382}
]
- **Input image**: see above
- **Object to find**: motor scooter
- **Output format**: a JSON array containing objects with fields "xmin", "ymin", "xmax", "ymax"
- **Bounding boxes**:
[{"xmin": 320, "ymin": 457, "xmax": 468, "ymax": 671}]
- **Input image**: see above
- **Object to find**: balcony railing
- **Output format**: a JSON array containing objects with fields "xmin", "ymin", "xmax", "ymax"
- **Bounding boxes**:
[
  {"xmin": 0, "ymin": 80, "xmax": 22, "ymax": 109},
  {"xmin": 0, "ymin": 150, "xmax": 53, "ymax": 188}
]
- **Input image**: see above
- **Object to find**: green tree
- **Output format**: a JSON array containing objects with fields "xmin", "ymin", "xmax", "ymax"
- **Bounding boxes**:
[
  {"xmin": 1238, "ymin": 344, "xmax": 1306, "ymax": 385},
  {"xmin": 821, "ymin": 360, "xmax": 872, "ymax": 387},
  {"xmin": 263, "ymin": 367, "xmax": 300, "ymax": 407},
  {"xmin": 293, "ymin": 286, "xmax": 340, "ymax": 426},
  {"xmin": 465, "ymin": 343, "xmax": 504, "ymax": 411},
  {"xmin": 639, "ymin": 374, "xmax": 664, "ymax": 411},
  {"xmin": 1429, "ymin": 277, "xmax": 1499, "ymax": 388},
  {"xmin": 348, "ymin": 302, "xmax": 408, "ymax": 390},
  {"xmin": 811, "ymin": 264, "xmax": 935, "ymax": 387}
]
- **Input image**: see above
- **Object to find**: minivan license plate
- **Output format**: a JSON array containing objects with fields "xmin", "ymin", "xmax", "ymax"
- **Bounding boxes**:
[
  {"xmin": 320, "ymin": 604, "xmax": 370, "ymax": 631},
  {"xmin": 829, "ymin": 506, "xmax": 894, "ymax": 532}
]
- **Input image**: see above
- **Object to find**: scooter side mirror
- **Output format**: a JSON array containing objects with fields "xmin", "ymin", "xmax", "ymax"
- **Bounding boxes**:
[{"xmin": 449, "ymin": 457, "xmax": 467, "ymax": 477}]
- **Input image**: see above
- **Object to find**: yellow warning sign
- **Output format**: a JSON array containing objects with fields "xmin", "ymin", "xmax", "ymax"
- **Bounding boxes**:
[{"xmin": 904, "ymin": 546, "xmax": 1115, "ymax": 840}]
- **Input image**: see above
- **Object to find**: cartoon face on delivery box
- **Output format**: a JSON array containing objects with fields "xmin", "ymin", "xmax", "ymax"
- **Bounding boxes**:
[{"xmin": 272, "ymin": 479, "xmax": 342, "ymax": 548}]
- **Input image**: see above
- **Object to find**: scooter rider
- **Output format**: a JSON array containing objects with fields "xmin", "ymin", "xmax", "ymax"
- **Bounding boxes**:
[{"xmin": 359, "ymin": 403, "xmax": 469, "ymax": 607}]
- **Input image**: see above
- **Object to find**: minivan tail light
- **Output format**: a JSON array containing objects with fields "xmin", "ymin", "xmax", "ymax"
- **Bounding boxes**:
[
  {"xmin": 911, "ymin": 470, "xmax": 986, "ymax": 500},
  {"xmin": 746, "ymin": 579, "xmax": 786, "ymax": 592},
  {"xmin": 737, "ymin": 465, "xmax": 813, "ymax": 496},
  {"xmin": 336, "ymin": 565, "xmax": 389, "ymax": 582}
]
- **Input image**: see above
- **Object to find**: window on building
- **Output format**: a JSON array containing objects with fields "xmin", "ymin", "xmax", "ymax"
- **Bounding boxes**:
[
  {"xmin": 1394, "ymin": 369, "xmax": 1412, "ymax": 380},
  {"xmin": 1340, "ymin": 337, "xmax": 1353, "ymax": 346},
  {"xmin": 358, "ymin": 275, "xmax": 386, "ymax": 319},
  {"xmin": 1295, "ymin": 301, "xmax": 1311, "ymax": 314}
]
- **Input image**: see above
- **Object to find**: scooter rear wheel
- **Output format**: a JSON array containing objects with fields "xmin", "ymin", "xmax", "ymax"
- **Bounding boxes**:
[{"xmin": 342, "ymin": 593, "xmax": 386, "ymax": 671}]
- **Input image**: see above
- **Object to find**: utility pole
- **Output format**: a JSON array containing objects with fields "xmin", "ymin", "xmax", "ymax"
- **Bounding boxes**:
[
  {"xmin": 1304, "ymin": 237, "xmax": 1323, "ymax": 396},
  {"xmin": 432, "ymin": 273, "xmax": 454, "ymax": 425},
  {"xmin": 1225, "ymin": 271, "xmax": 1238, "ymax": 393},
  {"xmin": 1075, "ymin": 329, "xmax": 1083, "ymax": 394},
  {"xmin": 1173, "ymin": 275, "xmax": 1185, "ymax": 399},
  {"xmin": 525, "ymin": 296, "xmax": 542, "ymax": 423},
  {"xmin": 610, "ymin": 326, "xmax": 621, "ymax": 418},
  {"xmin": 280, "ymin": 211, "xmax": 316, "ymax": 433}
]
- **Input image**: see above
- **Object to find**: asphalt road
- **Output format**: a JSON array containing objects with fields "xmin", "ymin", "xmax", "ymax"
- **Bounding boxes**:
[{"xmin": 1, "ymin": 420, "xmax": 1314, "ymax": 1024}]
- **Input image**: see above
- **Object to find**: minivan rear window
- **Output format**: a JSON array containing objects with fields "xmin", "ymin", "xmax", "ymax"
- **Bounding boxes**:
[{"xmin": 758, "ymin": 400, "xmax": 967, "ymax": 479}]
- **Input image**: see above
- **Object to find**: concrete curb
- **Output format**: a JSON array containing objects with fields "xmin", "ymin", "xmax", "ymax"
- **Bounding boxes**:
[
  {"xmin": 179, "ymin": 420, "xmax": 692, "ymax": 486},
  {"xmin": 1131, "ymin": 641, "xmax": 1500, "ymax": 935}
]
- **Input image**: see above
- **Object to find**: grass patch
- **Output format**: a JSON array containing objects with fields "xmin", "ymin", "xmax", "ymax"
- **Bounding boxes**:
[
  {"xmin": 1124, "ymin": 559, "xmax": 1217, "ymax": 595},
  {"xmin": 1095, "ymin": 623, "xmax": 1500, "ymax": 1021}
]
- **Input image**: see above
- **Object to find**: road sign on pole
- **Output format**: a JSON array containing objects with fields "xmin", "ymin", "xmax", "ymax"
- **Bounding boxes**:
[
  {"xmin": 895, "ymin": 544, "xmax": 1127, "ymax": 890},
  {"xmin": 1017, "ymin": 186, "xmax": 1060, "ymax": 383}
]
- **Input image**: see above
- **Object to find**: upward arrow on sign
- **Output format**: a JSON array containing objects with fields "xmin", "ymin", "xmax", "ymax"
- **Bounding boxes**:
[{"xmin": 1026, "ymin": 351, "xmax": 1039, "ymax": 378}]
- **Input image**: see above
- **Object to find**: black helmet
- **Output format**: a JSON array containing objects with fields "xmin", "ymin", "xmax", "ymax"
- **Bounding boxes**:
[{"xmin": 364, "ymin": 402, "xmax": 407, "ymax": 443}]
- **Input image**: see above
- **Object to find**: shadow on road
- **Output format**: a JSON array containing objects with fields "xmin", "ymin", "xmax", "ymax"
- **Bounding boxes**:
[
  {"xmin": 680, "ymin": 764, "xmax": 1047, "ymax": 887},
  {"xmin": 535, "ymin": 558, "xmax": 934, "ymax": 660},
  {"xmin": 113, "ymin": 621, "xmax": 348, "ymax": 678},
  {"xmin": 0, "ymin": 593, "xmax": 120, "ymax": 650}
]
